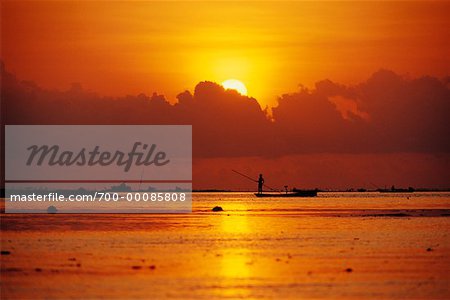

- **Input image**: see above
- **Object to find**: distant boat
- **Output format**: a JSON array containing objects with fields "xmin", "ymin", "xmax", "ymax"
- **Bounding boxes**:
[
  {"xmin": 378, "ymin": 186, "xmax": 415, "ymax": 193},
  {"xmin": 255, "ymin": 189, "xmax": 318, "ymax": 198},
  {"xmin": 106, "ymin": 183, "xmax": 132, "ymax": 192}
]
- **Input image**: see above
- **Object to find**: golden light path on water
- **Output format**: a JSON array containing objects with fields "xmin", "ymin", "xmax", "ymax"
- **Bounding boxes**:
[{"xmin": 219, "ymin": 203, "xmax": 251, "ymax": 279}]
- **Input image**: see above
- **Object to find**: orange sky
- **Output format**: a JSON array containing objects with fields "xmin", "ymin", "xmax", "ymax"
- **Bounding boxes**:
[{"xmin": 1, "ymin": 1, "xmax": 449, "ymax": 106}]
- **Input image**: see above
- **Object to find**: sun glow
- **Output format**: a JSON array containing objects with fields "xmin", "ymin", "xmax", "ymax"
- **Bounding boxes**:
[{"xmin": 222, "ymin": 79, "xmax": 248, "ymax": 96}]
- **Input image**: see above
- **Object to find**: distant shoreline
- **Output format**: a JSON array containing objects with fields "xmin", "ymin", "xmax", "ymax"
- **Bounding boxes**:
[
  {"xmin": 192, "ymin": 188, "xmax": 450, "ymax": 193},
  {"xmin": 1, "ymin": 188, "xmax": 450, "ymax": 198}
]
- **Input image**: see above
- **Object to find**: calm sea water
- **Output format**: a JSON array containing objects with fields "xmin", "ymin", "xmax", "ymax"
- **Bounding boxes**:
[
  {"xmin": 3, "ymin": 191, "xmax": 450, "ymax": 214},
  {"xmin": 194, "ymin": 191, "xmax": 450, "ymax": 211},
  {"xmin": 1, "ymin": 192, "xmax": 449, "ymax": 299}
]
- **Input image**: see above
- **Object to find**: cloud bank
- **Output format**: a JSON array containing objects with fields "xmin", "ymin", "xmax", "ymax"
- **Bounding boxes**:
[{"xmin": 2, "ymin": 64, "xmax": 449, "ymax": 159}]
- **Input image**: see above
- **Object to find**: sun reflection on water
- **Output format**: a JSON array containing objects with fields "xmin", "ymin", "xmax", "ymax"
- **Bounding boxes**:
[{"xmin": 218, "ymin": 205, "xmax": 252, "ymax": 279}]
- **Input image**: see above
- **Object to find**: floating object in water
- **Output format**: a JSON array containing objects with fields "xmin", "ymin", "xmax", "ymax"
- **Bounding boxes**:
[
  {"xmin": 1, "ymin": 250, "xmax": 11, "ymax": 255},
  {"xmin": 345, "ymin": 268, "xmax": 353, "ymax": 272},
  {"xmin": 212, "ymin": 206, "xmax": 223, "ymax": 212},
  {"xmin": 47, "ymin": 206, "xmax": 58, "ymax": 213}
]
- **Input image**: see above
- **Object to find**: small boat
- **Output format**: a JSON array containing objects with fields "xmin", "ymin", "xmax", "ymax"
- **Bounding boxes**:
[
  {"xmin": 231, "ymin": 170, "xmax": 318, "ymax": 198},
  {"xmin": 254, "ymin": 189, "xmax": 318, "ymax": 198}
]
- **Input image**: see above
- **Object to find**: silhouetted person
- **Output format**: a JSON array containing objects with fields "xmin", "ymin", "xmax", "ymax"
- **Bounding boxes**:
[{"xmin": 258, "ymin": 174, "xmax": 264, "ymax": 194}]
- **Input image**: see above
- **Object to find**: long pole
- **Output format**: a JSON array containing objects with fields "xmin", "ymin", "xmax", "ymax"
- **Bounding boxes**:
[
  {"xmin": 231, "ymin": 169, "xmax": 280, "ymax": 192},
  {"xmin": 138, "ymin": 168, "xmax": 144, "ymax": 191}
]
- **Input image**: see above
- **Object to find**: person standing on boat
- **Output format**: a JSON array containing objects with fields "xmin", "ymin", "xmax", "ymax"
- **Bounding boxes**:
[{"xmin": 258, "ymin": 174, "xmax": 264, "ymax": 194}]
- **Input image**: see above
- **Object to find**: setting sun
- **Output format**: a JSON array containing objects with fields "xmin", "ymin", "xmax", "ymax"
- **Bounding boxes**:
[{"xmin": 222, "ymin": 79, "xmax": 248, "ymax": 96}]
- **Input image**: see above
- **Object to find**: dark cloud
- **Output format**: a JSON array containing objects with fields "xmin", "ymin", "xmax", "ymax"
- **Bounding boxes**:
[
  {"xmin": 1, "ymin": 64, "xmax": 449, "ymax": 158},
  {"xmin": 272, "ymin": 69, "xmax": 450, "ymax": 154}
]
